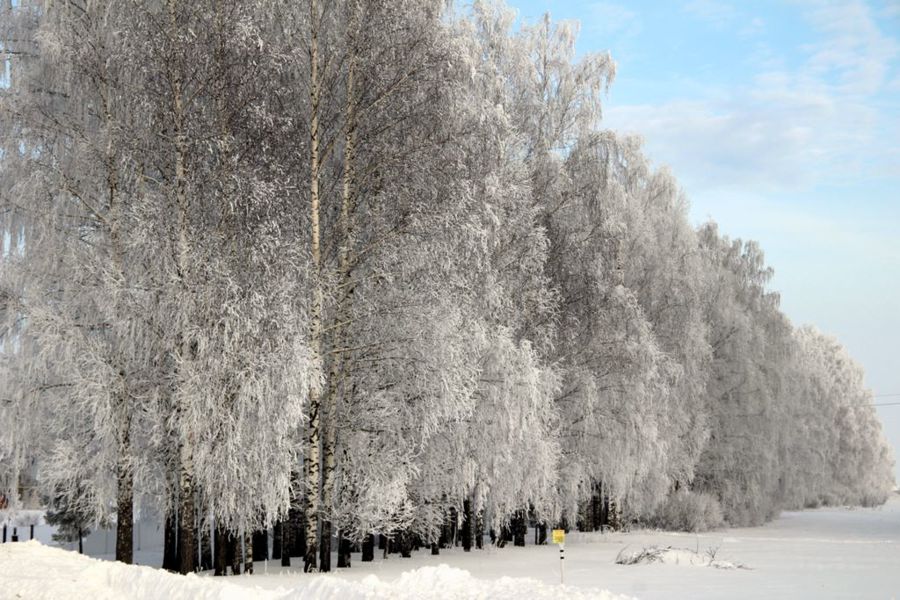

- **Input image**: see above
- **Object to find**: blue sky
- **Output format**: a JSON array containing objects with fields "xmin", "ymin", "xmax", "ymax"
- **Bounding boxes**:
[{"xmin": 508, "ymin": 0, "xmax": 900, "ymax": 480}]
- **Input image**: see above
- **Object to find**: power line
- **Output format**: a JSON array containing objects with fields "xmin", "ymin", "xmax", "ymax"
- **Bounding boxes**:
[
  {"xmin": 874, "ymin": 393, "xmax": 900, "ymax": 398},
  {"xmin": 872, "ymin": 402, "xmax": 900, "ymax": 407}
]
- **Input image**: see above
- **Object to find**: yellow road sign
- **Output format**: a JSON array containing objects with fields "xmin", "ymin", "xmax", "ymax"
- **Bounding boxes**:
[{"xmin": 552, "ymin": 529, "xmax": 565, "ymax": 544}]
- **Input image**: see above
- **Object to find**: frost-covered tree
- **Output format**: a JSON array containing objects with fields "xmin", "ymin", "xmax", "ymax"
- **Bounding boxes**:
[
  {"xmin": 1, "ymin": 0, "xmax": 894, "ymax": 574},
  {"xmin": 788, "ymin": 327, "xmax": 893, "ymax": 507}
]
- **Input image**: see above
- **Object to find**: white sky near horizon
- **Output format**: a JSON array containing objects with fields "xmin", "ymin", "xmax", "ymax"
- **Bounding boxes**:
[{"xmin": 510, "ymin": 0, "xmax": 900, "ymax": 482}]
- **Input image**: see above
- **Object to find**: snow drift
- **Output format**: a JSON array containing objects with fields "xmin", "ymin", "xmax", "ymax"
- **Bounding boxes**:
[
  {"xmin": 0, "ymin": 540, "xmax": 632, "ymax": 600},
  {"xmin": 615, "ymin": 545, "xmax": 747, "ymax": 570}
]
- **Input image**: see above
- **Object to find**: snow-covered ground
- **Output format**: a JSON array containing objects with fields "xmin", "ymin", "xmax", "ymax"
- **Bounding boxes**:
[{"xmin": 2, "ymin": 495, "xmax": 898, "ymax": 599}]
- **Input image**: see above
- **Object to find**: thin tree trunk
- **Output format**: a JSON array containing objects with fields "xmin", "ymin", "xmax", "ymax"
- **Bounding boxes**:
[
  {"xmin": 214, "ymin": 525, "xmax": 227, "ymax": 576},
  {"xmin": 163, "ymin": 506, "xmax": 179, "ymax": 571},
  {"xmin": 164, "ymin": 0, "xmax": 196, "ymax": 576},
  {"xmin": 440, "ymin": 510, "xmax": 452, "ymax": 549},
  {"xmin": 319, "ymin": 520, "xmax": 331, "ymax": 572},
  {"xmin": 244, "ymin": 530, "xmax": 254, "ymax": 574},
  {"xmin": 281, "ymin": 520, "xmax": 292, "ymax": 567},
  {"xmin": 475, "ymin": 510, "xmax": 484, "ymax": 550},
  {"xmin": 462, "ymin": 498, "xmax": 472, "ymax": 552},
  {"xmin": 304, "ymin": 0, "xmax": 324, "ymax": 574},
  {"xmin": 290, "ymin": 504, "xmax": 306, "ymax": 564},
  {"xmin": 272, "ymin": 522, "xmax": 282, "ymax": 561},
  {"xmin": 177, "ymin": 453, "xmax": 196, "ymax": 574},
  {"xmin": 115, "ymin": 423, "xmax": 133, "ymax": 564}
]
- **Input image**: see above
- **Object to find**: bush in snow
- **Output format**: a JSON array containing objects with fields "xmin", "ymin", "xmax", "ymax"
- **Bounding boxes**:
[
  {"xmin": 615, "ymin": 545, "xmax": 747, "ymax": 570},
  {"xmin": 650, "ymin": 490, "xmax": 724, "ymax": 532}
]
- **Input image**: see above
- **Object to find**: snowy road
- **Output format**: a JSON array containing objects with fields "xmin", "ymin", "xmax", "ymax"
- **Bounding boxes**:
[
  {"xmin": 2, "ymin": 495, "xmax": 898, "ymax": 599},
  {"xmin": 245, "ymin": 494, "xmax": 900, "ymax": 599}
]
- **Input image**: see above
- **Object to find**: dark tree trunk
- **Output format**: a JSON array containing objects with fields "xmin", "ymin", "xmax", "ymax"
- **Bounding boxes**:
[
  {"xmin": 214, "ymin": 526, "xmax": 227, "ymax": 576},
  {"xmin": 475, "ymin": 510, "xmax": 484, "ymax": 549},
  {"xmin": 586, "ymin": 498, "xmax": 594, "ymax": 532},
  {"xmin": 462, "ymin": 498, "xmax": 473, "ymax": 552},
  {"xmin": 536, "ymin": 523, "xmax": 547, "ymax": 545},
  {"xmin": 304, "ymin": 544, "xmax": 317, "ymax": 572},
  {"xmin": 272, "ymin": 522, "xmax": 282, "ymax": 561},
  {"xmin": 513, "ymin": 511, "xmax": 526, "ymax": 547},
  {"xmin": 319, "ymin": 519, "xmax": 332, "ymax": 572},
  {"xmin": 253, "ymin": 530, "xmax": 268, "ymax": 562},
  {"xmin": 439, "ymin": 515, "xmax": 449, "ymax": 549},
  {"xmin": 303, "ymin": 489, "xmax": 317, "ymax": 572},
  {"xmin": 78, "ymin": 528, "xmax": 83, "ymax": 554},
  {"xmin": 178, "ymin": 477, "xmax": 196, "ymax": 574},
  {"xmin": 289, "ymin": 506, "xmax": 306, "ymax": 558},
  {"xmin": 200, "ymin": 519, "xmax": 213, "ymax": 571},
  {"xmin": 281, "ymin": 516, "xmax": 292, "ymax": 567},
  {"xmin": 497, "ymin": 524, "xmax": 509, "ymax": 547},
  {"xmin": 29, "ymin": 525, "xmax": 34, "ymax": 540},
  {"xmin": 399, "ymin": 531, "xmax": 412, "ymax": 558},
  {"xmin": 228, "ymin": 532, "xmax": 241, "ymax": 575},
  {"xmin": 244, "ymin": 531, "xmax": 254, "ymax": 574},
  {"xmin": 592, "ymin": 482, "xmax": 602, "ymax": 532},
  {"xmin": 163, "ymin": 507, "xmax": 179, "ymax": 572},
  {"xmin": 431, "ymin": 542, "xmax": 439, "ymax": 555},
  {"xmin": 451, "ymin": 507, "xmax": 459, "ymax": 547},
  {"xmin": 378, "ymin": 533, "xmax": 386, "ymax": 550},
  {"xmin": 2, "ymin": 524, "xmax": 6, "ymax": 543},
  {"xmin": 361, "ymin": 533, "xmax": 374, "ymax": 562},
  {"xmin": 337, "ymin": 532, "xmax": 351, "ymax": 568},
  {"xmin": 115, "ymin": 449, "xmax": 134, "ymax": 564}
]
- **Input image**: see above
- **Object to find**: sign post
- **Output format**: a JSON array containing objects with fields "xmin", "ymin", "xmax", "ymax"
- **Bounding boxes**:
[{"xmin": 552, "ymin": 529, "xmax": 565, "ymax": 584}]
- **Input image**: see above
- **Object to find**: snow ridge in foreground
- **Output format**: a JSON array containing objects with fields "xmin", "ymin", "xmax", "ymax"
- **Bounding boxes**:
[{"xmin": 0, "ymin": 541, "xmax": 631, "ymax": 600}]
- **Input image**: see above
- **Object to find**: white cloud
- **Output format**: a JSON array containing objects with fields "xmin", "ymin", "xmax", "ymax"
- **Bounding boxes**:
[
  {"xmin": 605, "ymin": 85, "xmax": 880, "ymax": 192},
  {"xmin": 802, "ymin": 0, "xmax": 898, "ymax": 94},
  {"xmin": 605, "ymin": 0, "xmax": 899, "ymax": 194},
  {"xmin": 586, "ymin": 2, "xmax": 641, "ymax": 39}
]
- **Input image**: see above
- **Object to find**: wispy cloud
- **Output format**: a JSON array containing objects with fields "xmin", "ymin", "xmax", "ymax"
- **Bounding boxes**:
[
  {"xmin": 606, "ymin": 91, "xmax": 855, "ymax": 191},
  {"xmin": 607, "ymin": 0, "xmax": 900, "ymax": 193},
  {"xmin": 682, "ymin": 0, "xmax": 738, "ymax": 28},
  {"xmin": 802, "ymin": 0, "xmax": 899, "ymax": 94},
  {"xmin": 586, "ymin": 2, "xmax": 641, "ymax": 39}
]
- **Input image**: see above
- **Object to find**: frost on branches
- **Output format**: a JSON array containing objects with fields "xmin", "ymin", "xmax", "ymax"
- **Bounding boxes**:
[{"xmin": 0, "ymin": 0, "xmax": 893, "ymax": 576}]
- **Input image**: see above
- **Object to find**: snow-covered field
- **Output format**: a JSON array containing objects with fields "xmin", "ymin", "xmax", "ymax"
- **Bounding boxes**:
[{"xmin": 2, "ymin": 495, "xmax": 898, "ymax": 599}]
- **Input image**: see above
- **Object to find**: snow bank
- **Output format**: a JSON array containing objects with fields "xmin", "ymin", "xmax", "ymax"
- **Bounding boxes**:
[
  {"xmin": 0, "ymin": 541, "xmax": 631, "ymax": 599},
  {"xmin": 615, "ymin": 545, "xmax": 747, "ymax": 570}
]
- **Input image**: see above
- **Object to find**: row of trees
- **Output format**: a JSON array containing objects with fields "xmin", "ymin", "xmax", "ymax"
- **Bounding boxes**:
[{"xmin": 0, "ymin": 0, "xmax": 893, "ymax": 574}]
